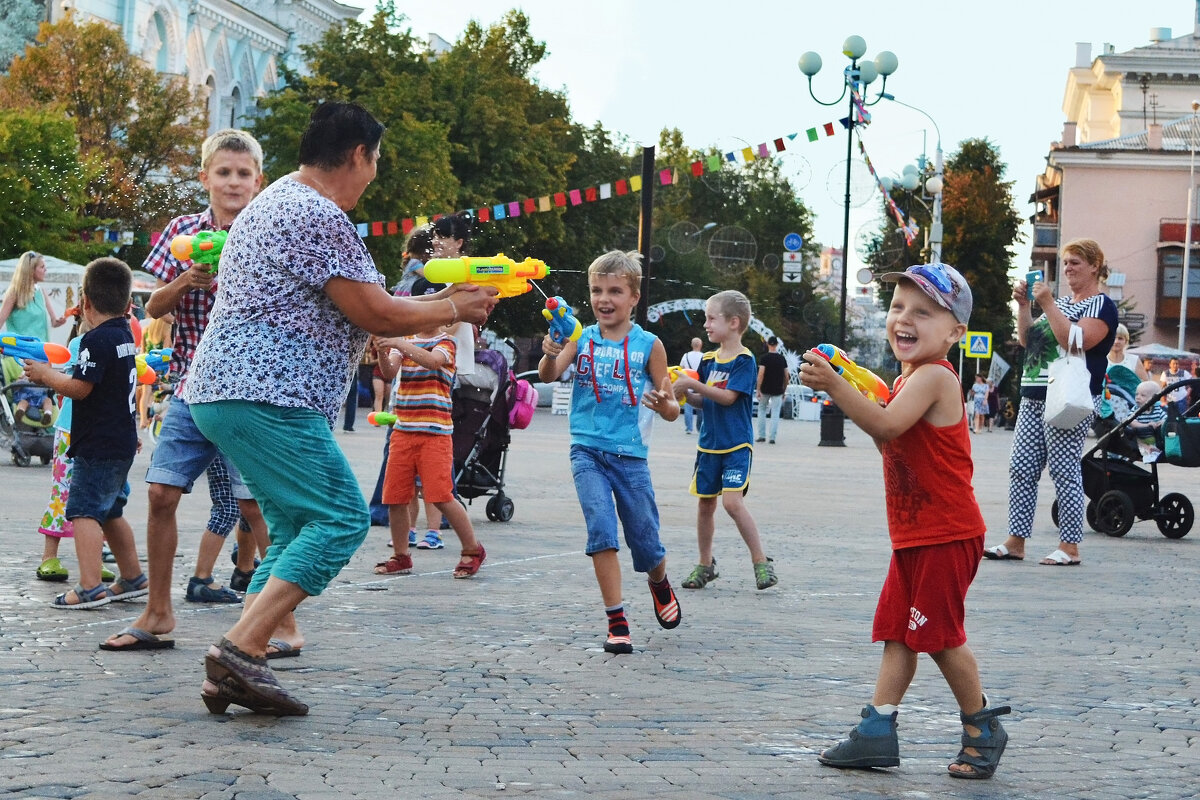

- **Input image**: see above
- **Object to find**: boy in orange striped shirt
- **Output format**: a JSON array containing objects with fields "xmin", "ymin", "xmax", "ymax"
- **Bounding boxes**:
[{"xmin": 374, "ymin": 324, "xmax": 485, "ymax": 579}]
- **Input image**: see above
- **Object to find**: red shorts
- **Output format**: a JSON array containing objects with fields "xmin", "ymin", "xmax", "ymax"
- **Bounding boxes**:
[
  {"xmin": 872, "ymin": 535, "xmax": 983, "ymax": 653},
  {"xmin": 381, "ymin": 430, "xmax": 455, "ymax": 505}
]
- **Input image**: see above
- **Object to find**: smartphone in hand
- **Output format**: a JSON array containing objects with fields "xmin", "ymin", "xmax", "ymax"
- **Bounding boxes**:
[{"xmin": 1026, "ymin": 270, "xmax": 1044, "ymax": 300}]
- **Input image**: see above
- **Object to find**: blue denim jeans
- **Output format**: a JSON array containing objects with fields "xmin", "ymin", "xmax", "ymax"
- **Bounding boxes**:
[
  {"xmin": 569, "ymin": 444, "xmax": 665, "ymax": 573},
  {"xmin": 756, "ymin": 393, "xmax": 784, "ymax": 441}
]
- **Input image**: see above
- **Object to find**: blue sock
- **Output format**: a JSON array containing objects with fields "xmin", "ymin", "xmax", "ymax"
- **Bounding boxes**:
[{"xmin": 858, "ymin": 704, "xmax": 898, "ymax": 736}]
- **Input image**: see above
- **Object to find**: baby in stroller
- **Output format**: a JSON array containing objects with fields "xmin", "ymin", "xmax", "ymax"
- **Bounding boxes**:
[
  {"xmin": 1129, "ymin": 380, "xmax": 1168, "ymax": 462},
  {"xmin": 1, "ymin": 355, "xmax": 56, "ymax": 465}
]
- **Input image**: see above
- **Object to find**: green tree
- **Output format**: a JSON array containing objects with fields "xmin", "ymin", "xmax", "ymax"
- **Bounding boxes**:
[
  {"xmin": 0, "ymin": 13, "xmax": 208, "ymax": 233},
  {"xmin": 0, "ymin": 107, "xmax": 99, "ymax": 259},
  {"xmin": 866, "ymin": 137, "xmax": 1022, "ymax": 376}
]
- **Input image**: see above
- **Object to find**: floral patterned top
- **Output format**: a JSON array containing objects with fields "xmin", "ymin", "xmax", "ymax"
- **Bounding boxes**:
[{"xmin": 183, "ymin": 177, "xmax": 383, "ymax": 427}]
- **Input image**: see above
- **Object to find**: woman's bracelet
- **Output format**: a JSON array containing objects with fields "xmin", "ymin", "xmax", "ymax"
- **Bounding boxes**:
[{"xmin": 445, "ymin": 297, "xmax": 459, "ymax": 325}]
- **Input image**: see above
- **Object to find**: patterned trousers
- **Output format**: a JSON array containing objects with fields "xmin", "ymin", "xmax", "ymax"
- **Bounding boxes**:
[{"xmin": 1007, "ymin": 396, "xmax": 1099, "ymax": 545}]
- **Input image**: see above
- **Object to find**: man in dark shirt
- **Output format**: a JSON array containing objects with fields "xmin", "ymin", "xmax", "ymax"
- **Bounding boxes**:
[{"xmin": 756, "ymin": 336, "xmax": 791, "ymax": 444}]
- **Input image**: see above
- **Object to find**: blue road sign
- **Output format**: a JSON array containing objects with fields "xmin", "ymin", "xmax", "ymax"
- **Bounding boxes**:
[{"xmin": 784, "ymin": 233, "xmax": 803, "ymax": 252}]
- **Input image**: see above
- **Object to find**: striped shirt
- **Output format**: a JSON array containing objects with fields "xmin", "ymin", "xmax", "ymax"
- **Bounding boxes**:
[{"xmin": 392, "ymin": 334, "xmax": 456, "ymax": 434}]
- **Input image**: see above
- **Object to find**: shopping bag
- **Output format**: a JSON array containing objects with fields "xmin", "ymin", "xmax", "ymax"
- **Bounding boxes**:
[{"xmin": 1044, "ymin": 325, "xmax": 1094, "ymax": 429}]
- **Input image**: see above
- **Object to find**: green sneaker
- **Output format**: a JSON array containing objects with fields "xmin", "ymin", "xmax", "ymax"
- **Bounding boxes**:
[
  {"xmin": 681, "ymin": 559, "xmax": 718, "ymax": 589},
  {"xmin": 754, "ymin": 558, "xmax": 777, "ymax": 590},
  {"xmin": 100, "ymin": 565, "xmax": 116, "ymax": 583},
  {"xmin": 36, "ymin": 557, "xmax": 69, "ymax": 583}
]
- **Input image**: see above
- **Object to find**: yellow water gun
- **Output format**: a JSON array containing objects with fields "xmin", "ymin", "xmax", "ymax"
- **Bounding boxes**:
[{"xmin": 423, "ymin": 253, "xmax": 549, "ymax": 298}]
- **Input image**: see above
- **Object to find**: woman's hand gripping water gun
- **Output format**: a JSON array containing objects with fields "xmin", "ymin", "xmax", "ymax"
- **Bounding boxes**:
[
  {"xmin": 543, "ymin": 296, "xmax": 581, "ymax": 344},
  {"xmin": 807, "ymin": 344, "xmax": 890, "ymax": 403}
]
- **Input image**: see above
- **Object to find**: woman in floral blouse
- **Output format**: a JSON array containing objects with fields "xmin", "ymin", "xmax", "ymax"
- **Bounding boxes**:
[{"xmin": 185, "ymin": 102, "xmax": 497, "ymax": 716}]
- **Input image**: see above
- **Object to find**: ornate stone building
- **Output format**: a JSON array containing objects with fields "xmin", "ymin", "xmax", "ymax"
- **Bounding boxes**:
[
  {"xmin": 1031, "ymin": 1, "xmax": 1200, "ymax": 353},
  {"xmin": 47, "ymin": 0, "xmax": 361, "ymax": 132}
]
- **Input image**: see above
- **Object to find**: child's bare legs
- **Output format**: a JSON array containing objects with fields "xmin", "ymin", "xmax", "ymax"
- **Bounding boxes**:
[
  {"xmin": 41, "ymin": 533, "xmax": 62, "ymax": 561},
  {"xmin": 437, "ymin": 498, "xmax": 479, "ymax": 553},
  {"xmin": 69, "ymin": 517, "xmax": 105, "ymax": 590},
  {"xmin": 388, "ymin": 502, "xmax": 413, "ymax": 555},
  {"xmin": 930, "ymin": 644, "xmax": 988, "ymax": 776},
  {"xmin": 720, "ymin": 491, "xmax": 767, "ymax": 564},
  {"xmin": 101, "ymin": 516, "xmax": 141, "ymax": 581},
  {"xmin": 873, "ymin": 640, "xmax": 918, "ymax": 706},
  {"xmin": 696, "ymin": 496, "xmax": 717, "ymax": 564},
  {"xmin": 592, "ymin": 549, "xmax": 622, "ymax": 607}
]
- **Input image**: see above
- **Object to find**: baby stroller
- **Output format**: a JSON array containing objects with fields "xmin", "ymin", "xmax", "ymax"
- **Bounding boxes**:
[
  {"xmin": 1053, "ymin": 375, "xmax": 1200, "ymax": 539},
  {"xmin": 452, "ymin": 348, "xmax": 515, "ymax": 522},
  {"xmin": 0, "ymin": 356, "xmax": 54, "ymax": 466}
]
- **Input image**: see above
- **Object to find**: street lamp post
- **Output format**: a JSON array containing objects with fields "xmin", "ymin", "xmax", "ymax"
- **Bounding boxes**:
[
  {"xmin": 881, "ymin": 95, "xmax": 944, "ymax": 263},
  {"xmin": 799, "ymin": 36, "xmax": 897, "ymax": 446},
  {"xmin": 1180, "ymin": 100, "xmax": 1199, "ymax": 351}
]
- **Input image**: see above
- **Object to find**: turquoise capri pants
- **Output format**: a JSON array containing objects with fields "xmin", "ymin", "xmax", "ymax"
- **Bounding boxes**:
[{"xmin": 190, "ymin": 400, "xmax": 370, "ymax": 597}]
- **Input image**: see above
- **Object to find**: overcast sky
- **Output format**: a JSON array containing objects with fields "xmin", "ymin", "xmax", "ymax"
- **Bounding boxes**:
[{"xmin": 373, "ymin": 1, "xmax": 1197, "ymax": 280}]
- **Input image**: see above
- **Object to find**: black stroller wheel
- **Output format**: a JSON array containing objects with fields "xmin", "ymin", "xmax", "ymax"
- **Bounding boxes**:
[
  {"xmin": 1051, "ymin": 498, "xmax": 1099, "ymax": 531},
  {"xmin": 1155, "ymin": 493, "xmax": 1193, "ymax": 539},
  {"xmin": 1095, "ymin": 490, "xmax": 1135, "ymax": 537},
  {"xmin": 12, "ymin": 449, "xmax": 30, "ymax": 467}
]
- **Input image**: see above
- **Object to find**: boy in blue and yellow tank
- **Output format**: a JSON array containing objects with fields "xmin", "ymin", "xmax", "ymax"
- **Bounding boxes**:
[
  {"xmin": 538, "ymin": 250, "xmax": 682, "ymax": 655},
  {"xmin": 671, "ymin": 290, "xmax": 776, "ymax": 592}
]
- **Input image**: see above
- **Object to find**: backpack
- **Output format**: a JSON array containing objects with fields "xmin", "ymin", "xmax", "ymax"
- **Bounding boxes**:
[{"xmin": 507, "ymin": 372, "xmax": 537, "ymax": 430}]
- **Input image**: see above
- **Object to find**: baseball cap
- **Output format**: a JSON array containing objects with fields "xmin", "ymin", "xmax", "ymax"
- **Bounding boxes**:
[{"xmin": 879, "ymin": 263, "xmax": 973, "ymax": 325}]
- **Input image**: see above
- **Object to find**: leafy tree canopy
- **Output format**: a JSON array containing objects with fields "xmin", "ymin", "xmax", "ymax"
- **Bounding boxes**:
[{"xmin": 0, "ymin": 12, "xmax": 208, "ymax": 235}]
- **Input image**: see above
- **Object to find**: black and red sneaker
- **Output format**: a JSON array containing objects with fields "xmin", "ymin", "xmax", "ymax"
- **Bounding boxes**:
[{"xmin": 649, "ymin": 578, "xmax": 681, "ymax": 629}]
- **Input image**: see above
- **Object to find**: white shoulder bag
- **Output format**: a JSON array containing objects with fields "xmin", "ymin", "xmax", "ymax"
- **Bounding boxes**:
[{"xmin": 1043, "ymin": 324, "xmax": 1094, "ymax": 429}]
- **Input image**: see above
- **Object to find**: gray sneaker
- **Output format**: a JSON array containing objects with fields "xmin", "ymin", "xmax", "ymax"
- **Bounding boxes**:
[{"xmin": 681, "ymin": 559, "xmax": 718, "ymax": 589}]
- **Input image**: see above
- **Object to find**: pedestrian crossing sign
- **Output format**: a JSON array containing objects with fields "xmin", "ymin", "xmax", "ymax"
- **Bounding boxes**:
[{"xmin": 961, "ymin": 331, "xmax": 992, "ymax": 358}]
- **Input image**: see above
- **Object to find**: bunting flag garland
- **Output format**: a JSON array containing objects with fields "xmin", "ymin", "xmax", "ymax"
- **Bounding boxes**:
[
  {"xmin": 347, "ymin": 117, "xmax": 844, "ymax": 239},
  {"xmin": 856, "ymin": 137, "xmax": 920, "ymax": 245},
  {"xmin": 77, "ymin": 117, "xmax": 843, "ymax": 249}
]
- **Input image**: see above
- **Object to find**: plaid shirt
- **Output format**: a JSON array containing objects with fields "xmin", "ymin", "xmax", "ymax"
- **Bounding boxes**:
[{"xmin": 142, "ymin": 208, "xmax": 221, "ymax": 396}]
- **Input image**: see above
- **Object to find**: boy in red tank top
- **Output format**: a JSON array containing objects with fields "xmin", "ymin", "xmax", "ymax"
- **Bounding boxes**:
[{"xmin": 800, "ymin": 263, "xmax": 1011, "ymax": 780}]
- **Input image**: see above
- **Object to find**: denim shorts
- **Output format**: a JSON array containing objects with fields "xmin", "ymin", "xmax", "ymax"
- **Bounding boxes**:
[
  {"xmin": 65, "ymin": 455, "xmax": 133, "ymax": 523},
  {"xmin": 146, "ymin": 395, "xmax": 251, "ymax": 499},
  {"xmin": 569, "ymin": 444, "xmax": 665, "ymax": 573},
  {"xmin": 691, "ymin": 447, "xmax": 753, "ymax": 497}
]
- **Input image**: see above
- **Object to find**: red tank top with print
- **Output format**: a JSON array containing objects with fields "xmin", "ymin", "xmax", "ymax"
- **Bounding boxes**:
[{"xmin": 881, "ymin": 360, "xmax": 986, "ymax": 550}]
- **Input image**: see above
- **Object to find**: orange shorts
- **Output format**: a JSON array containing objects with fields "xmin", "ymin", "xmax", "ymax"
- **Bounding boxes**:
[{"xmin": 381, "ymin": 430, "xmax": 455, "ymax": 505}]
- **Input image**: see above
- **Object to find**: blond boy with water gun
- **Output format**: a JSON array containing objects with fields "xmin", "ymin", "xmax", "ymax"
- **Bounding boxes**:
[{"xmin": 800, "ymin": 263, "xmax": 1010, "ymax": 780}]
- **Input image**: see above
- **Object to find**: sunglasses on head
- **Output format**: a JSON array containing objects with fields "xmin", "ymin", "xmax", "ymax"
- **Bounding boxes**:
[
  {"xmin": 909, "ymin": 264, "xmax": 955, "ymax": 294},
  {"xmin": 25, "ymin": 251, "xmax": 41, "ymax": 260}
]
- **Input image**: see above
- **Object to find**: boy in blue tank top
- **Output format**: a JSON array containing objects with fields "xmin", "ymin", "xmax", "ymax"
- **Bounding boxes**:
[{"xmin": 538, "ymin": 250, "xmax": 682, "ymax": 654}]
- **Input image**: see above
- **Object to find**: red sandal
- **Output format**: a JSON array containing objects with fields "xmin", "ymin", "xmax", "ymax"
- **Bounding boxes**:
[
  {"xmin": 374, "ymin": 553, "xmax": 412, "ymax": 575},
  {"xmin": 453, "ymin": 544, "xmax": 486, "ymax": 579}
]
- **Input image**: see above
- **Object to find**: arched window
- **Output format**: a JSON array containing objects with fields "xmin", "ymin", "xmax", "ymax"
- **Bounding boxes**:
[{"xmin": 230, "ymin": 86, "xmax": 241, "ymax": 128}]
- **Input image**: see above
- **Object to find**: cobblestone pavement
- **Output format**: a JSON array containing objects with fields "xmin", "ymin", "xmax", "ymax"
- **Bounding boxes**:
[{"xmin": 2, "ymin": 409, "xmax": 1198, "ymax": 799}]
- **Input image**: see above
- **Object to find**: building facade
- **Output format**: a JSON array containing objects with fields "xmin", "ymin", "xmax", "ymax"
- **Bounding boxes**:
[
  {"xmin": 1031, "ymin": 1, "xmax": 1200, "ymax": 353},
  {"xmin": 46, "ymin": 0, "xmax": 361, "ymax": 132}
]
